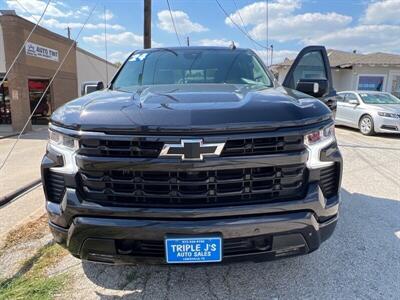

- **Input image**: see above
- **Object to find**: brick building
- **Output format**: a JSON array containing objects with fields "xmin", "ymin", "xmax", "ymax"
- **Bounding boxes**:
[{"xmin": 0, "ymin": 11, "xmax": 118, "ymax": 132}]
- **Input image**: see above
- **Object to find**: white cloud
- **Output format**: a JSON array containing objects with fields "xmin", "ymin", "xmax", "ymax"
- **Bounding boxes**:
[
  {"xmin": 83, "ymin": 32, "xmax": 162, "ymax": 48},
  {"xmin": 195, "ymin": 39, "xmax": 239, "ymax": 47},
  {"xmin": 25, "ymin": 15, "xmax": 125, "ymax": 31},
  {"xmin": 308, "ymin": 24, "xmax": 400, "ymax": 53},
  {"xmin": 363, "ymin": 0, "xmax": 400, "ymax": 25},
  {"xmin": 250, "ymin": 12, "xmax": 352, "ymax": 42},
  {"xmin": 256, "ymin": 49, "xmax": 298, "ymax": 65},
  {"xmin": 6, "ymin": 0, "xmax": 72, "ymax": 18},
  {"xmin": 80, "ymin": 5, "xmax": 90, "ymax": 12},
  {"xmin": 100, "ymin": 10, "xmax": 114, "ymax": 21},
  {"xmin": 225, "ymin": 0, "xmax": 300, "ymax": 27},
  {"xmin": 225, "ymin": 0, "xmax": 352, "ymax": 43},
  {"xmin": 109, "ymin": 51, "xmax": 131, "ymax": 63},
  {"xmin": 157, "ymin": 10, "xmax": 208, "ymax": 35}
]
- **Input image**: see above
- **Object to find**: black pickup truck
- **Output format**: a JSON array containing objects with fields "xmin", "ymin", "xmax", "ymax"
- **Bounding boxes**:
[{"xmin": 42, "ymin": 46, "xmax": 342, "ymax": 264}]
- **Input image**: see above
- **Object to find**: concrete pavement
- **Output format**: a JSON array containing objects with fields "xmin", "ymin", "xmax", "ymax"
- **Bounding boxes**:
[{"xmin": 0, "ymin": 127, "xmax": 48, "ymax": 198}]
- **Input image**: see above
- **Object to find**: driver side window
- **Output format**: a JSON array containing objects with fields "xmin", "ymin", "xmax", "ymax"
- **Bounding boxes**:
[
  {"xmin": 346, "ymin": 93, "xmax": 358, "ymax": 102},
  {"xmin": 292, "ymin": 51, "xmax": 327, "ymax": 85}
]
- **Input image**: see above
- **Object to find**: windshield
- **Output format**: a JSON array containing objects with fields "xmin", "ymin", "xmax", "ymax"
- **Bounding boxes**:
[
  {"xmin": 359, "ymin": 93, "xmax": 400, "ymax": 104},
  {"xmin": 111, "ymin": 49, "xmax": 273, "ymax": 92}
]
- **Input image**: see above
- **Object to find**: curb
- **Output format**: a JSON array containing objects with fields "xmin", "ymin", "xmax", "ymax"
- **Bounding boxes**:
[
  {"xmin": 0, "ymin": 179, "xmax": 42, "ymax": 207},
  {"xmin": 0, "ymin": 132, "xmax": 19, "ymax": 140}
]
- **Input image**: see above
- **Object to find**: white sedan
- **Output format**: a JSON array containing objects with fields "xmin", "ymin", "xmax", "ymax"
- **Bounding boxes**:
[{"xmin": 335, "ymin": 91, "xmax": 400, "ymax": 135}]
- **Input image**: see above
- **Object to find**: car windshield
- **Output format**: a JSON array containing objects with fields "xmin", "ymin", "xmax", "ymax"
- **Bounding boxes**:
[
  {"xmin": 111, "ymin": 48, "xmax": 273, "ymax": 92},
  {"xmin": 359, "ymin": 93, "xmax": 400, "ymax": 104}
]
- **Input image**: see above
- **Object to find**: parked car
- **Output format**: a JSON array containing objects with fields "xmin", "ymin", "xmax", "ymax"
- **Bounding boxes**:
[
  {"xmin": 336, "ymin": 91, "xmax": 400, "ymax": 135},
  {"xmin": 42, "ymin": 46, "xmax": 342, "ymax": 265}
]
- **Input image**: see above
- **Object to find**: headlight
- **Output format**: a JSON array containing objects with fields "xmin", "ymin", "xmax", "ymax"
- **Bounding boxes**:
[
  {"xmin": 48, "ymin": 130, "xmax": 79, "ymax": 174},
  {"xmin": 304, "ymin": 124, "xmax": 336, "ymax": 169},
  {"xmin": 49, "ymin": 130, "xmax": 79, "ymax": 150},
  {"xmin": 377, "ymin": 112, "xmax": 400, "ymax": 119},
  {"xmin": 305, "ymin": 124, "xmax": 335, "ymax": 146}
]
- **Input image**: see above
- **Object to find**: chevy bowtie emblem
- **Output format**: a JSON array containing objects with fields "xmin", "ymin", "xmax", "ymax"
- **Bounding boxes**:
[{"xmin": 160, "ymin": 139, "xmax": 225, "ymax": 161}]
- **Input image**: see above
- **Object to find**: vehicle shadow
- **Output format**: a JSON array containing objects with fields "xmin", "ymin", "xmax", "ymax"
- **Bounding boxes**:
[{"xmin": 80, "ymin": 188, "xmax": 400, "ymax": 299}]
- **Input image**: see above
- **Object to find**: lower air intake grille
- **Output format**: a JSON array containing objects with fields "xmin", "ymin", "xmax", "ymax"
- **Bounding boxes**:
[
  {"xmin": 79, "ymin": 164, "xmax": 307, "ymax": 208},
  {"xmin": 116, "ymin": 235, "xmax": 273, "ymax": 257},
  {"xmin": 44, "ymin": 171, "xmax": 65, "ymax": 203},
  {"xmin": 319, "ymin": 164, "xmax": 340, "ymax": 198}
]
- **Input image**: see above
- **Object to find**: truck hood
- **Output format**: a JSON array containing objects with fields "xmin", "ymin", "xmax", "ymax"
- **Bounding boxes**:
[{"xmin": 51, "ymin": 84, "xmax": 332, "ymax": 134}]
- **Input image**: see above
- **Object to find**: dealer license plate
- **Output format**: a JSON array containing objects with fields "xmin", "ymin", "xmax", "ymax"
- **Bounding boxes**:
[{"xmin": 165, "ymin": 236, "xmax": 222, "ymax": 264}]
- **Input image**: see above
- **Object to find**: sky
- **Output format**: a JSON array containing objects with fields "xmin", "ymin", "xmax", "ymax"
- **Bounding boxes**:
[{"xmin": 2, "ymin": 0, "xmax": 400, "ymax": 65}]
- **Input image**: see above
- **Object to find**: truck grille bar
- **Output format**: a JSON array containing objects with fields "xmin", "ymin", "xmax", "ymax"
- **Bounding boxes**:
[
  {"xmin": 79, "ymin": 165, "xmax": 307, "ymax": 208},
  {"xmin": 78, "ymin": 135, "xmax": 304, "ymax": 158}
]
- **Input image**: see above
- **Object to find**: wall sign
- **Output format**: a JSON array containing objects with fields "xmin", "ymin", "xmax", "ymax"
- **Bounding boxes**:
[{"xmin": 25, "ymin": 42, "xmax": 59, "ymax": 62}]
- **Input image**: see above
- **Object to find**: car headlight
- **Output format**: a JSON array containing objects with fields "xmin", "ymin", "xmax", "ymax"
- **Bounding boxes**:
[
  {"xmin": 49, "ymin": 130, "xmax": 79, "ymax": 150},
  {"xmin": 304, "ymin": 124, "xmax": 336, "ymax": 169},
  {"xmin": 48, "ymin": 130, "xmax": 79, "ymax": 174},
  {"xmin": 377, "ymin": 112, "xmax": 400, "ymax": 119}
]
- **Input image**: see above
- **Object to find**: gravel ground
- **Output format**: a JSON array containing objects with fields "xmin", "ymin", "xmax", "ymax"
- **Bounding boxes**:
[
  {"xmin": 2, "ymin": 127, "xmax": 400, "ymax": 299},
  {"xmin": 0, "ymin": 187, "xmax": 45, "ymax": 247}
]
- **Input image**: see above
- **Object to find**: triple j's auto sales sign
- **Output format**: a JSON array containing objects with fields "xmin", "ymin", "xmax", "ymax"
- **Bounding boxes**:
[{"xmin": 25, "ymin": 42, "xmax": 59, "ymax": 62}]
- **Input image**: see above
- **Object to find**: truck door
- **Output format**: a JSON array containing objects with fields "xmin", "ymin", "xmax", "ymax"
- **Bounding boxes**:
[{"xmin": 282, "ymin": 46, "xmax": 336, "ymax": 111}]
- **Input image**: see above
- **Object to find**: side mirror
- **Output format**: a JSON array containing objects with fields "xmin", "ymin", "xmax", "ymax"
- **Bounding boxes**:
[
  {"xmin": 348, "ymin": 99, "xmax": 359, "ymax": 105},
  {"xmin": 81, "ymin": 81, "xmax": 104, "ymax": 96},
  {"xmin": 296, "ymin": 79, "xmax": 328, "ymax": 98}
]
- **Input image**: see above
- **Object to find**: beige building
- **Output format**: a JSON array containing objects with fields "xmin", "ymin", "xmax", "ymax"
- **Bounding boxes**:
[
  {"xmin": 273, "ymin": 49, "xmax": 400, "ymax": 98},
  {"xmin": 0, "ymin": 11, "xmax": 118, "ymax": 132}
]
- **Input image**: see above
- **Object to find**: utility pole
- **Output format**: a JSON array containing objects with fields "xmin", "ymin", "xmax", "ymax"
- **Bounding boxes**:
[
  {"xmin": 66, "ymin": 26, "xmax": 71, "ymax": 39},
  {"xmin": 104, "ymin": 6, "xmax": 109, "ymax": 85},
  {"xmin": 186, "ymin": 36, "xmax": 190, "ymax": 47},
  {"xmin": 144, "ymin": 0, "xmax": 151, "ymax": 49}
]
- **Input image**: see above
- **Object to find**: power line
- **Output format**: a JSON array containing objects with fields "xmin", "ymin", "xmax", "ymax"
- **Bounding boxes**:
[
  {"xmin": 232, "ymin": 0, "xmax": 259, "ymax": 50},
  {"xmin": 166, "ymin": 0, "xmax": 181, "ymax": 46},
  {"xmin": 215, "ymin": 0, "xmax": 269, "ymax": 51},
  {"xmin": 0, "ymin": 2, "xmax": 99, "ymax": 171},
  {"xmin": 232, "ymin": 0, "xmax": 248, "ymax": 37},
  {"xmin": 0, "ymin": 0, "xmax": 51, "ymax": 89}
]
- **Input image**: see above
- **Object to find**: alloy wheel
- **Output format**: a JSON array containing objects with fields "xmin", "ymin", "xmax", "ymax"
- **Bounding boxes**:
[{"xmin": 360, "ymin": 116, "xmax": 372, "ymax": 135}]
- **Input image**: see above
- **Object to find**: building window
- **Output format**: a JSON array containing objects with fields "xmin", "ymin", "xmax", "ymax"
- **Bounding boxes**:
[
  {"xmin": 0, "ymin": 80, "xmax": 11, "ymax": 125},
  {"xmin": 28, "ymin": 79, "xmax": 51, "ymax": 125},
  {"xmin": 358, "ymin": 75, "xmax": 385, "ymax": 91}
]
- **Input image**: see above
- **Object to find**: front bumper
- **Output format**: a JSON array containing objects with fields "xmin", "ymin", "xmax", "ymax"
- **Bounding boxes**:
[
  {"xmin": 46, "ymin": 183, "xmax": 339, "ymax": 264},
  {"xmin": 375, "ymin": 115, "xmax": 400, "ymax": 133}
]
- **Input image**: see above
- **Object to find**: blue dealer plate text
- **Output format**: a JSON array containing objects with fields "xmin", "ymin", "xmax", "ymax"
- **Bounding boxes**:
[{"xmin": 165, "ymin": 236, "xmax": 222, "ymax": 264}]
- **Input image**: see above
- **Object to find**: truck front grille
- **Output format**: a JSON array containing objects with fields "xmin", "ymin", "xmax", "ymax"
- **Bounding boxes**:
[
  {"xmin": 79, "ymin": 164, "xmax": 307, "ymax": 208},
  {"xmin": 221, "ymin": 135, "xmax": 303, "ymax": 156},
  {"xmin": 79, "ymin": 139, "xmax": 164, "ymax": 158},
  {"xmin": 78, "ymin": 135, "xmax": 304, "ymax": 158}
]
